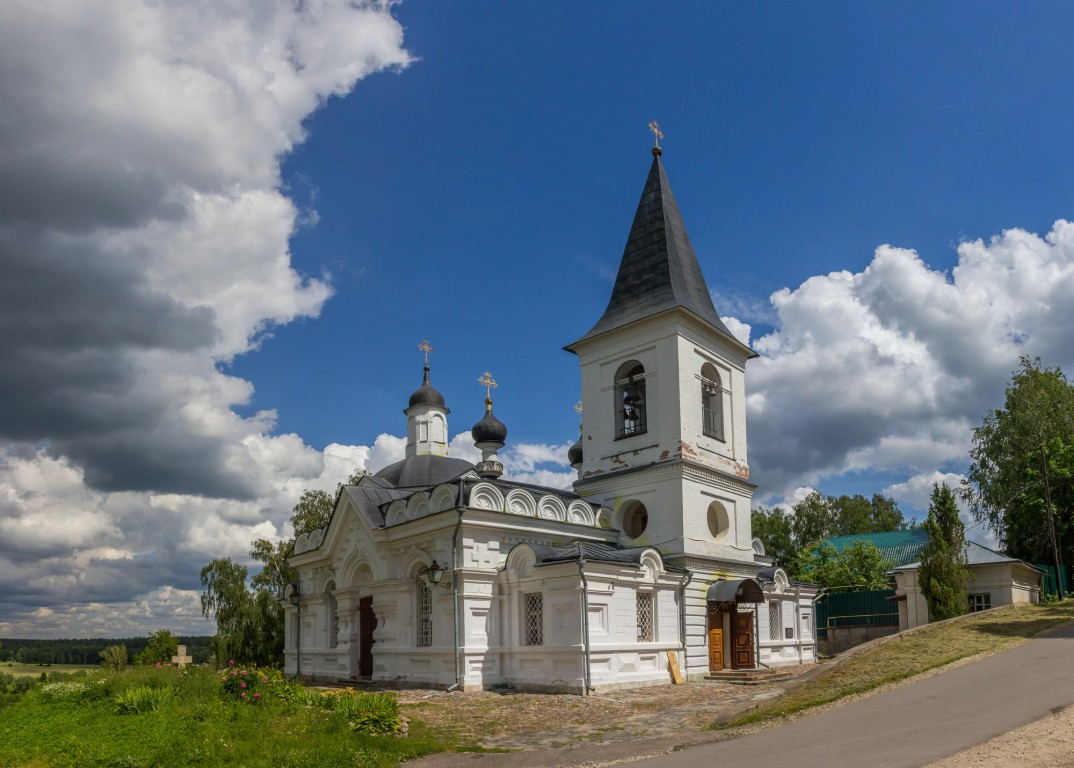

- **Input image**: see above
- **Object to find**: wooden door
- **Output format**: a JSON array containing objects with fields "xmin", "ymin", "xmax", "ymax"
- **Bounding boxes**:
[
  {"xmin": 708, "ymin": 628, "xmax": 724, "ymax": 671},
  {"xmin": 731, "ymin": 610, "xmax": 754, "ymax": 669},
  {"xmin": 358, "ymin": 596, "xmax": 376, "ymax": 678}
]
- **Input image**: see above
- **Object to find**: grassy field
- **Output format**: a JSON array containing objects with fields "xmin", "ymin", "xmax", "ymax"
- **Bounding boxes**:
[
  {"xmin": 0, "ymin": 666, "xmax": 471, "ymax": 768},
  {"xmin": 720, "ymin": 600, "xmax": 1074, "ymax": 728},
  {"xmin": 1, "ymin": 663, "xmax": 97, "ymax": 678}
]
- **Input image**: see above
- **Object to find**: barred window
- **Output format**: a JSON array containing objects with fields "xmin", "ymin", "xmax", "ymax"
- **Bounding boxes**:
[
  {"xmin": 968, "ymin": 593, "xmax": 991, "ymax": 613},
  {"xmin": 524, "ymin": 593, "xmax": 544, "ymax": 646},
  {"xmin": 769, "ymin": 600, "xmax": 781, "ymax": 641},
  {"xmin": 417, "ymin": 581, "xmax": 432, "ymax": 647},
  {"xmin": 636, "ymin": 592, "xmax": 654, "ymax": 642}
]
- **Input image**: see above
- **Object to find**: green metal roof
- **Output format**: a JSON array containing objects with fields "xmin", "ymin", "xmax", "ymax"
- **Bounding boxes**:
[{"xmin": 822, "ymin": 529, "xmax": 929, "ymax": 567}]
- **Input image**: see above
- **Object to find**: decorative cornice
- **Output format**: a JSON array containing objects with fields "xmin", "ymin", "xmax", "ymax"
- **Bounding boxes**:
[{"xmin": 574, "ymin": 457, "xmax": 756, "ymax": 495}]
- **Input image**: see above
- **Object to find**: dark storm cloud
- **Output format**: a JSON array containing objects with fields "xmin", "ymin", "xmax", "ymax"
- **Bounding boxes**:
[{"xmin": 0, "ymin": 229, "xmax": 261, "ymax": 497}]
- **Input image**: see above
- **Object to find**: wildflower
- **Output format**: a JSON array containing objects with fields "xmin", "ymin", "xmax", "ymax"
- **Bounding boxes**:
[
  {"xmin": 240, "ymin": 682, "xmax": 247, "ymax": 689},
  {"xmin": 241, "ymin": 692, "xmax": 246, "ymax": 699},
  {"xmin": 253, "ymin": 693, "xmax": 262, "ymax": 700}
]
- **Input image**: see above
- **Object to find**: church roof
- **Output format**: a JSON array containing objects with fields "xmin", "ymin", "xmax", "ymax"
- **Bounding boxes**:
[
  {"xmin": 529, "ymin": 541, "xmax": 682, "ymax": 569},
  {"xmin": 893, "ymin": 541, "xmax": 1044, "ymax": 572},
  {"xmin": 373, "ymin": 454, "xmax": 474, "ymax": 488},
  {"xmin": 567, "ymin": 153, "xmax": 748, "ymax": 353},
  {"xmin": 824, "ymin": 529, "xmax": 929, "ymax": 567}
]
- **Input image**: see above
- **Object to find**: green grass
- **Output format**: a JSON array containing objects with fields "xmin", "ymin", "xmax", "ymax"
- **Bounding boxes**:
[
  {"xmin": 718, "ymin": 600, "xmax": 1074, "ymax": 729},
  {"xmin": 0, "ymin": 666, "xmax": 471, "ymax": 768}
]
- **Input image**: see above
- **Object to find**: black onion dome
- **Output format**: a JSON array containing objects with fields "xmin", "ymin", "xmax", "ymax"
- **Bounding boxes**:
[
  {"xmin": 568, "ymin": 435, "xmax": 583, "ymax": 467},
  {"xmin": 409, "ymin": 365, "xmax": 446, "ymax": 408},
  {"xmin": 471, "ymin": 400, "xmax": 507, "ymax": 445}
]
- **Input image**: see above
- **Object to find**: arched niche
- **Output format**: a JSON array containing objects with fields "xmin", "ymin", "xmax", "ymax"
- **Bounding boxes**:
[
  {"xmin": 385, "ymin": 500, "xmax": 407, "ymax": 527},
  {"xmin": 537, "ymin": 495, "xmax": 567, "ymax": 522},
  {"xmin": 638, "ymin": 549, "xmax": 664, "ymax": 582},
  {"xmin": 407, "ymin": 492, "xmax": 430, "ymax": 520},
  {"xmin": 505, "ymin": 489, "xmax": 537, "ymax": 518},
  {"xmin": 567, "ymin": 500, "xmax": 595, "ymax": 526},
  {"xmin": 504, "ymin": 543, "xmax": 538, "ymax": 580},
  {"xmin": 430, "ymin": 484, "xmax": 457, "ymax": 512},
  {"xmin": 470, "ymin": 483, "xmax": 504, "ymax": 512}
]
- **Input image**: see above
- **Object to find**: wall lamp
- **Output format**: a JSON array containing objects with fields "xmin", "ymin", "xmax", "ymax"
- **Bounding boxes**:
[
  {"xmin": 289, "ymin": 582, "xmax": 301, "ymax": 606},
  {"xmin": 422, "ymin": 561, "xmax": 450, "ymax": 588}
]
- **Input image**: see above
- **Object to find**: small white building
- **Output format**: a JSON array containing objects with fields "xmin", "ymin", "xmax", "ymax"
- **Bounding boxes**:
[
  {"xmin": 891, "ymin": 541, "xmax": 1042, "ymax": 631},
  {"xmin": 285, "ymin": 146, "xmax": 818, "ymax": 692}
]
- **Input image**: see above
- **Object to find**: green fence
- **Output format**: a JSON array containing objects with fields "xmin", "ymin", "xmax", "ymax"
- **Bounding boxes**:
[
  {"xmin": 815, "ymin": 589, "xmax": 899, "ymax": 639},
  {"xmin": 1036, "ymin": 564, "xmax": 1071, "ymax": 598}
]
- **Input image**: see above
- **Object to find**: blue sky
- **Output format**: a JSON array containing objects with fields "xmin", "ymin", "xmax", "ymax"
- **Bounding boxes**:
[
  {"xmin": 237, "ymin": 1, "xmax": 1074, "ymax": 498},
  {"xmin": 3, "ymin": 1, "xmax": 1074, "ymax": 636}
]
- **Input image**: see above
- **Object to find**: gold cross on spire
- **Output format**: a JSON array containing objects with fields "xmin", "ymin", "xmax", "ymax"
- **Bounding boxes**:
[
  {"xmin": 574, "ymin": 401, "xmax": 583, "ymax": 415},
  {"xmin": 418, "ymin": 339, "xmax": 434, "ymax": 365},
  {"xmin": 478, "ymin": 371, "xmax": 498, "ymax": 400},
  {"xmin": 648, "ymin": 120, "xmax": 663, "ymax": 148}
]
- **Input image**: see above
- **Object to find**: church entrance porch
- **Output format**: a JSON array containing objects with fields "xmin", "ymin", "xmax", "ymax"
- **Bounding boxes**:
[{"xmin": 705, "ymin": 578, "xmax": 764, "ymax": 673}]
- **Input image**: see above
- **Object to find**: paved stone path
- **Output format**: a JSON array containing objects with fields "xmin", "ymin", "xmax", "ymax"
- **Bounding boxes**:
[{"xmin": 480, "ymin": 685, "xmax": 786, "ymax": 750}]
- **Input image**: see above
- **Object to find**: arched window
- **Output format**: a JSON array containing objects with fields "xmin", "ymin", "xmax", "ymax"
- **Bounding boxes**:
[
  {"xmin": 615, "ymin": 361, "xmax": 647, "ymax": 439},
  {"xmin": 701, "ymin": 363, "xmax": 723, "ymax": 441}
]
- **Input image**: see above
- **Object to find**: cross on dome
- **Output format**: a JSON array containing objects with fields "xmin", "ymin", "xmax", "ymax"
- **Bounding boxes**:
[
  {"xmin": 418, "ymin": 339, "xmax": 435, "ymax": 364},
  {"xmin": 478, "ymin": 371, "xmax": 498, "ymax": 400}
]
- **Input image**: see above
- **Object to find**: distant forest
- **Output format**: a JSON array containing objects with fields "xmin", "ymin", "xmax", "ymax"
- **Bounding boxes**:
[{"xmin": 0, "ymin": 636, "xmax": 214, "ymax": 666}]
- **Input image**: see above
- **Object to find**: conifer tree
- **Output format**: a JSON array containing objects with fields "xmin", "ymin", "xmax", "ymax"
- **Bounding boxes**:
[{"xmin": 919, "ymin": 483, "xmax": 969, "ymax": 621}]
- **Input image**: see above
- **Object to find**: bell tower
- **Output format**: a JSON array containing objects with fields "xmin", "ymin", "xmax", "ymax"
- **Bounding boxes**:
[{"xmin": 565, "ymin": 142, "xmax": 758, "ymax": 570}]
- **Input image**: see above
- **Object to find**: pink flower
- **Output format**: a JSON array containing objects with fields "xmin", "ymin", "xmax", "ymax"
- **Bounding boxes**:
[
  {"xmin": 240, "ymin": 692, "xmax": 246, "ymax": 699},
  {"xmin": 240, "ymin": 682, "xmax": 247, "ymax": 689},
  {"xmin": 253, "ymin": 693, "xmax": 262, "ymax": 700}
]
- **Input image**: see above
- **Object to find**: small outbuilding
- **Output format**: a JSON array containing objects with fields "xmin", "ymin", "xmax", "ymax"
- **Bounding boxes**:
[{"xmin": 891, "ymin": 541, "xmax": 1042, "ymax": 630}]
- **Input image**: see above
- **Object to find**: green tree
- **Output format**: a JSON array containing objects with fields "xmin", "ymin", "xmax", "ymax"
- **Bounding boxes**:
[
  {"xmin": 134, "ymin": 629, "xmax": 179, "ymax": 665},
  {"xmin": 790, "ymin": 491, "xmax": 834, "ymax": 549},
  {"xmin": 99, "ymin": 644, "xmax": 127, "ymax": 670},
  {"xmin": 964, "ymin": 357, "xmax": 1074, "ymax": 590},
  {"xmin": 751, "ymin": 507, "xmax": 797, "ymax": 571},
  {"xmin": 795, "ymin": 541, "xmax": 895, "ymax": 589},
  {"xmin": 790, "ymin": 492, "xmax": 907, "ymax": 549},
  {"xmin": 919, "ymin": 483, "xmax": 969, "ymax": 621},
  {"xmin": 288, "ymin": 469, "xmax": 368, "ymax": 537},
  {"xmin": 200, "ymin": 558, "xmax": 263, "ymax": 666}
]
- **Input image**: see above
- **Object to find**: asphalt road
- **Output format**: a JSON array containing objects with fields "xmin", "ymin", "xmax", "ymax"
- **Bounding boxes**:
[{"xmin": 633, "ymin": 621, "xmax": 1074, "ymax": 768}]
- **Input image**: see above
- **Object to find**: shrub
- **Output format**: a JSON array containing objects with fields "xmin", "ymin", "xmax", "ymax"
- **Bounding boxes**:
[
  {"xmin": 218, "ymin": 660, "xmax": 278, "ymax": 703},
  {"xmin": 320, "ymin": 689, "xmax": 403, "ymax": 736},
  {"xmin": 114, "ymin": 685, "xmax": 177, "ymax": 714},
  {"xmin": 40, "ymin": 681, "xmax": 90, "ymax": 702}
]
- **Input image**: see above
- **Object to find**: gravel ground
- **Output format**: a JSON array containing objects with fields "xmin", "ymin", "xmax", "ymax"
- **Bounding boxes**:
[
  {"xmin": 924, "ymin": 704, "xmax": 1074, "ymax": 768},
  {"xmin": 394, "ymin": 671, "xmax": 812, "ymax": 750}
]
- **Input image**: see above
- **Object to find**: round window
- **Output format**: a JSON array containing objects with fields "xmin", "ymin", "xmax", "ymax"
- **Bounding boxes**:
[
  {"xmin": 621, "ymin": 501, "xmax": 649, "ymax": 539},
  {"xmin": 707, "ymin": 500, "xmax": 730, "ymax": 540}
]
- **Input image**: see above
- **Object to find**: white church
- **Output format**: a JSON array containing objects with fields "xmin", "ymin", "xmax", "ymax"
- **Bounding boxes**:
[{"xmin": 285, "ymin": 144, "xmax": 818, "ymax": 692}]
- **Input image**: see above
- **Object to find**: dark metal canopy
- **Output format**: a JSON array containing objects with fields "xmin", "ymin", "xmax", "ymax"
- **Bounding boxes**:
[{"xmin": 706, "ymin": 578, "xmax": 765, "ymax": 604}]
